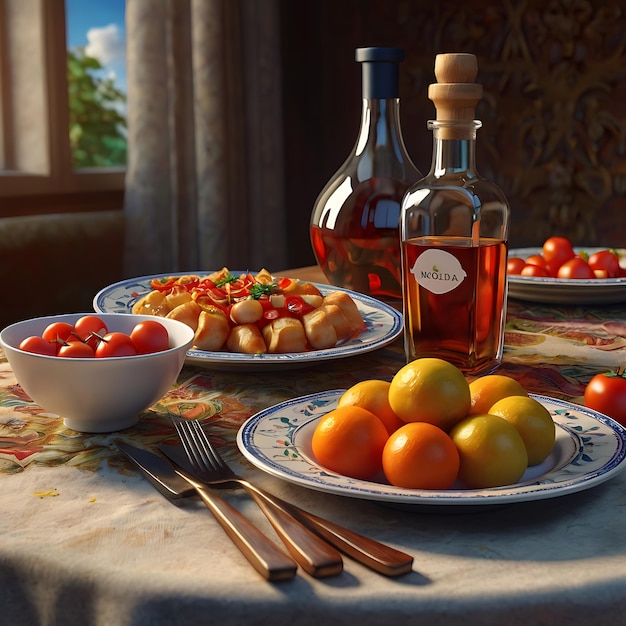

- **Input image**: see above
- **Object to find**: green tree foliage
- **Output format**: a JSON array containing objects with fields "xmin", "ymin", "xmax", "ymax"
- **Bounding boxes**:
[{"xmin": 67, "ymin": 48, "xmax": 127, "ymax": 168}]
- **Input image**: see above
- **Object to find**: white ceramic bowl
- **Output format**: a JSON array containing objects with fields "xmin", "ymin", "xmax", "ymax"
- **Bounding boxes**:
[{"xmin": 0, "ymin": 313, "xmax": 194, "ymax": 433}]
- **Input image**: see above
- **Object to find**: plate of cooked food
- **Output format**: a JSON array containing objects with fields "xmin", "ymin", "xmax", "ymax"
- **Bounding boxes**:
[{"xmin": 93, "ymin": 269, "xmax": 403, "ymax": 369}]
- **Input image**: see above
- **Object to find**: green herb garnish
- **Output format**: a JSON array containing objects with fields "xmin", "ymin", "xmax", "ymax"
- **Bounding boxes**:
[
  {"xmin": 249, "ymin": 282, "xmax": 278, "ymax": 299},
  {"xmin": 215, "ymin": 274, "xmax": 238, "ymax": 287}
]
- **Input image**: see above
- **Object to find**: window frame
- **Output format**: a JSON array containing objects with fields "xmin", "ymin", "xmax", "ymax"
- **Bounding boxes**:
[{"xmin": 0, "ymin": 0, "xmax": 124, "ymax": 199}]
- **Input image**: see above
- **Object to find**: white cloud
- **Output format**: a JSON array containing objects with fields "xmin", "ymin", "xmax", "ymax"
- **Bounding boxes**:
[{"xmin": 85, "ymin": 24, "xmax": 125, "ymax": 65}]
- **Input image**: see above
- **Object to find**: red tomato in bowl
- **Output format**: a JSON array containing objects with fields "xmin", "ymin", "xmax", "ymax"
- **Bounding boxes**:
[
  {"xmin": 557, "ymin": 257, "xmax": 595, "ymax": 279},
  {"xmin": 584, "ymin": 370, "xmax": 626, "ymax": 426},
  {"xmin": 42, "ymin": 322, "xmax": 74, "ymax": 344},
  {"xmin": 507, "ymin": 257, "xmax": 526, "ymax": 274},
  {"xmin": 95, "ymin": 332, "xmax": 138, "ymax": 358},
  {"xmin": 58, "ymin": 341, "xmax": 95, "ymax": 358},
  {"xmin": 130, "ymin": 320, "xmax": 170, "ymax": 354},
  {"xmin": 587, "ymin": 250, "xmax": 620, "ymax": 278},
  {"xmin": 74, "ymin": 315, "xmax": 108, "ymax": 349},
  {"xmin": 19, "ymin": 336, "xmax": 57, "ymax": 356},
  {"xmin": 542, "ymin": 236, "xmax": 575, "ymax": 270},
  {"xmin": 521, "ymin": 264, "xmax": 550, "ymax": 277}
]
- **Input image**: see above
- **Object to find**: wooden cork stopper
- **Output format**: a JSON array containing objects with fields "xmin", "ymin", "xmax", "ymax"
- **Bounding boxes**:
[{"xmin": 428, "ymin": 53, "xmax": 482, "ymax": 138}]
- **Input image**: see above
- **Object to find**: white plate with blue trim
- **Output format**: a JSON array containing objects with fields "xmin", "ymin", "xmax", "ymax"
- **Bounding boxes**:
[
  {"xmin": 237, "ymin": 390, "xmax": 626, "ymax": 506},
  {"xmin": 93, "ymin": 272, "xmax": 403, "ymax": 369},
  {"xmin": 508, "ymin": 247, "xmax": 626, "ymax": 304}
]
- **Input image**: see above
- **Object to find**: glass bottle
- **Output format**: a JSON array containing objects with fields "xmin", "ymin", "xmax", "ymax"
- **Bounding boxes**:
[
  {"xmin": 310, "ymin": 47, "xmax": 422, "ymax": 300},
  {"xmin": 400, "ymin": 53, "xmax": 510, "ymax": 374}
]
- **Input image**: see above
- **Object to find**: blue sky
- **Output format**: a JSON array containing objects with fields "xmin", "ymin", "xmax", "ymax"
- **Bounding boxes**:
[{"xmin": 66, "ymin": 0, "xmax": 127, "ymax": 93}]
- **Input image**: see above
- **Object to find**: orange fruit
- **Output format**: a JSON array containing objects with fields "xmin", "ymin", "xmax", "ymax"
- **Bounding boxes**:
[
  {"xmin": 449, "ymin": 414, "xmax": 528, "ymax": 488},
  {"xmin": 337, "ymin": 379, "xmax": 404, "ymax": 435},
  {"xmin": 388, "ymin": 358, "xmax": 471, "ymax": 431},
  {"xmin": 382, "ymin": 422, "xmax": 460, "ymax": 490},
  {"xmin": 488, "ymin": 396, "xmax": 555, "ymax": 465},
  {"xmin": 468, "ymin": 374, "xmax": 528, "ymax": 415},
  {"xmin": 311, "ymin": 406, "xmax": 389, "ymax": 480}
]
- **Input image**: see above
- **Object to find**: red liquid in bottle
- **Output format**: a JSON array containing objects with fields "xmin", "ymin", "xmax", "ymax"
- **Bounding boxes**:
[
  {"xmin": 402, "ymin": 236, "xmax": 507, "ymax": 374},
  {"xmin": 311, "ymin": 177, "xmax": 411, "ymax": 299}
]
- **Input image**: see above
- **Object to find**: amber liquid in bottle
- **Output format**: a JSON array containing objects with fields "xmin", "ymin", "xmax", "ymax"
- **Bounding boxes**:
[
  {"xmin": 402, "ymin": 236, "xmax": 507, "ymax": 370},
  {"xmin": 310, "ymin": 48, "xmax": 421, "ymax": 300},
  {"xmin": 311, "ymin": 177, "xmax": 413, "ymax": 298}
]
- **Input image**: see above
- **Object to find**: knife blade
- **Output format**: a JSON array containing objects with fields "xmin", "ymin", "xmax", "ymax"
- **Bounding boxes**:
[
  {"xmin": 115, "ymin": 440, "xmax": 195, "ymax": 498},
  {"xmin": 115, "ymin": 439, "xmax": 297, "ymax": 581}
]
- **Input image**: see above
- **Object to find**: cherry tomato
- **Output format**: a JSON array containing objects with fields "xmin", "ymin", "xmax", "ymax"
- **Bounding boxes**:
[
  {"xmin": 587, "ymin": 250, "xmax": 620, "ymax": 278},
  {"xmin": 130, "ymin": 320, "xmax": 170, "ymax": 354},
  {"xmin": 507, "ymin": 257, "xmax": 526, "ymax": 274},
  {"xmin": 74, "ymin": 315, "xmax": 108, "ymax": 349},
  {"xmin": 557, "ymin": 257, "xmax": 595, "ymax": 279},
  {"xmin": 42, "ymin": 322, "xmax": 74, "ymax": 344},
  {"xmin": 584, "ymin": 370, "xmax": 626, "ymax": 426},
  {"xmin": 19, "ymin": 336, "xmax": 57, "ymax": 356},
  {"xmin": 542, "ymin": 236, "xmax": 575, "ymax": 271},
  {"xmin": 525, "ymin": 254, "xmax": 547, "ymax": 268},
  {"xmin": 58, "ymin": 341, "xmax": 95, "ymax": 358},
  {"xmin": 520, "ymin": 264, "xmax": 550, "ymax": 277},
  {"xmin": 95, "ymin": 332, "xmax": 138, "ymax": 358}
]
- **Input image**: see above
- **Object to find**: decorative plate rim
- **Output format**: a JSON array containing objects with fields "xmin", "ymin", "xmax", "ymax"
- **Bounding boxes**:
[
  {"xmin": 237, "ymin": 390, "xmax": 626, "ymax": 506},
  {"xmin": 93, "ymin": 271, "xmax": 403, "ymax": 366}
]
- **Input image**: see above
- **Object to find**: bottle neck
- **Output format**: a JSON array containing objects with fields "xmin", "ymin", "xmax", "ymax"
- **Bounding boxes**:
[
  {"xmin": 428, "ymin": 120, "xmax": 480, "ymax": 177},
  {"xmin": 355, "ymin": 98, "xmax": 407, "ymax": 167}
]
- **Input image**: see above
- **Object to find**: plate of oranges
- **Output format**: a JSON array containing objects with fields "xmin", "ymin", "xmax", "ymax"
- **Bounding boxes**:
[{"xmin": 237, "ymin": 360, "xmax": 626, "ymax": 506}]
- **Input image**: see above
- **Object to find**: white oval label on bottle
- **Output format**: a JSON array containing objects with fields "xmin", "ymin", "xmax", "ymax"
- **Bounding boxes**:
[{"xmin": 409, "ymin": 249, "xmax": 467, "ymax": 294}]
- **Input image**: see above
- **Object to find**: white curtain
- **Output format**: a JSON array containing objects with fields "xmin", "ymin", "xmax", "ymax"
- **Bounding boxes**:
[{"xmin": 123, "ymin": 0, "xmax": 287, "ymax": 277}]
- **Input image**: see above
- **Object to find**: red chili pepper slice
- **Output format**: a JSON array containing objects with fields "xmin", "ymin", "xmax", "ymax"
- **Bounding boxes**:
[
  {"xmin": 150, "ymin": 277, "xmax": 175, "ymax": 291},
  {"xmin": 175, "ymin": 275, "xmax": 200, "ymax": 290}
]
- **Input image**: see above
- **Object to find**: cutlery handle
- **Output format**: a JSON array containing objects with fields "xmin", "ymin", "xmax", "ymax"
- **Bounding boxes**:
[
  {"xmin": 242, "ymin": 480, "xmax": 413, "ymax": 577},
  {"xmin": 179, "ymin": 473, "xmax": 297, "ymax": 582},
  {"xmin": 238, "ymin": 482, "xmax": 343, "ymax": 578}
]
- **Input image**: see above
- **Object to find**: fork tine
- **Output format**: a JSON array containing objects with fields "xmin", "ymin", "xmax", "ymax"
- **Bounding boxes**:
[
  {"xmin": 172, "ymin": 419, "xmax": 213, "ymax": 478},
  {"xmin": 189, "ymin": 420, "xmax": 229, "ymax": 472}
]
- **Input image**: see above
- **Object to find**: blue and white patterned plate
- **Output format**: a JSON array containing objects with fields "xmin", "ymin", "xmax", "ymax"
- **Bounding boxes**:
[
  {"xmin": 93, "ymin": 272, "xmax": 402, "ymax": 370},
  {"xmin": 237, "ymin": 390, "xmax": 626, "ymax": 506},
  {"xmin": 508, "ymin": 247, "xmax": 626, "ymax": 304}
]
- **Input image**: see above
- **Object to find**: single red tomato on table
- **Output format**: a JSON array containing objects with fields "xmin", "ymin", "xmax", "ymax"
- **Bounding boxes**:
[
  {"xmin": 584, "ymin": 370, "xmax": 626, "ymax": 426},
  {"xmin": 130, "ymin": 320, "xmax": 170, "ymax": 354},
  {"xmin": 557, "ymin": 257, "xmax": 595, "ymax": 279}
]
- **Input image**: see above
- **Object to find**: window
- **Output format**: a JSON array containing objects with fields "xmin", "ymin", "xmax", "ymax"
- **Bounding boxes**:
[{"xmin": 0, "ymin": 0, "xmax": 125, "ymax": 200}]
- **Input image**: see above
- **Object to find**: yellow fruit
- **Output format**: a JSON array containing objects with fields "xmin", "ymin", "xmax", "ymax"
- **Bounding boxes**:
[
  {"xmin": 338, "ymin": 379, "xmax": 404, "ymax": 435},
  {"xmin": 488, "ymin": 396, "xmax": 555, "ymax": 466},
  {"xmin": 449, "ymin": 414, "xmax": 528, "ymax": 488},
  {"xmin": 468, "ymin": 374, "xmax": 528, "ymax": 415},
  {"xmin": 388, "ymin": 358, "xmax": 470, "ymax": 431}
]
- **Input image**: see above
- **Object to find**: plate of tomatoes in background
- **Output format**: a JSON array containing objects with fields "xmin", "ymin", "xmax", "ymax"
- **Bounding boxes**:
[{"xmin": 507, "ymin": 237, "xmax": 626, "ymax": 304}]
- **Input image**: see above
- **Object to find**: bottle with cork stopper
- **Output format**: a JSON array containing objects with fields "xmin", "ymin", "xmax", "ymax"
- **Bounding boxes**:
[{"xmin": 399, "ymin": 53, "xmax": 510, "ymax": 374}]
